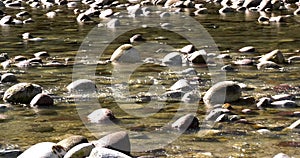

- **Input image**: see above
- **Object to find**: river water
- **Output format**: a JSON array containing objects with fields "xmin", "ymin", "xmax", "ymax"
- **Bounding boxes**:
[{"xmin": 0, "ymin": 3, "xmax": 299, "ymax": 157}]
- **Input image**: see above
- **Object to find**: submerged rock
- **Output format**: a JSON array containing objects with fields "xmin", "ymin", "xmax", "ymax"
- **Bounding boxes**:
[
  {"xmin": 17, "ymin": 142, "xmax": 66, "ymax": 158},
  {"xmin": 203, "ymin": 81, "xmax": 242, "ymax": 107},
  {"xmin": 3, "ymin": 83, "xmax": 42, "ymax": 104},
  {"xmin": 57, "ymin": 135, "xmax": 89, "ymax": 152},
  {"xmin": 87, "ymin": 108, "xmax": 116, "ymax": 123},
  {"xmin": 66, "ymin": 79, "xmax": 97, "ymax": 93},
  {"xmin": 88, "ymin": 147, "xmax": 132, "ymax": 158},
  {"xmin": 171, "ymin": 113, "xmax": 199, "ymax": 131}
]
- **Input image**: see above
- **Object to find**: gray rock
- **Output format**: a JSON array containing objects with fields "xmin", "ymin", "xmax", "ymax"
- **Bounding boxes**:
[
  {"xmin": 219, "ymin": 6, "xmax": 235, "ymax": 14},
  {"xmin": 162, "ymin": 90, "xmax": 184, "ymax": 101},
  {"xmin": 257, "ymin": 61, "xmax": 281, "ymax": 70},
  {"xmin": 258, "ymin": 49, "xmax": 285, "ymax": 64},
  {"xmin": 66, "ymin": 79, "xmax": 97, "ymax": 93},
  {"xmin": 187, "ymin": 50, "xmax": 207, "ymax": 64},
  {"xmin": 172, "ymin": 113, "xmax": 199, "ymax": 131},
  {"xmin": 270, "ymin": 100, "xmax": 298, "ymax": 108},
  {"xmin": 160, "ymin": 12, "xmax": 170, "ymax": 18},
  {"xmin": 57, "ymin": 135, "xmax": 89, "ymax": 152},
  {"xmin": 205, "ymin": 108, "xmax": 231, "ymax": 121},
  {"xmin": 162, "ymin": 52, "xmax": 182, "ymax": 66},
  {"xmin": 64, "ymin": 143, "xmax": 95, "ymax": 158},
  {"xmin": 273, "ymin": 153, "xmax": 290, "ymax": 158},
  {"xmin": 1, "ymin": 73, "xmax": 17, "ymax": 83},
  {"xmin": 87, "ymin": 108, "xmax": 116, "ymax": 123},
  {"xmin": 181, "ymin": 90, "xmax": 200, "ymax": 103},
  {"xmin": 127, "ymin": 4, "xmax": 143, "ymax": 17},
  {"xmin": 179, "ymin": 68, "xmax": 197, "ymax": 75},
  {"xmin": 0, "ymin": 15, "xmax": 13, "ymax": 26},
  {"xmin": 287, "ymin": 56, "xmax": 300, "ymax": 63},
  {"xmin": 193, "ymin": 8, "xmax": 208, "ymax": 15},
  {"xmin": 3, "ymin": 83, "xmax": 42, "ymax": 104},
  {"xmin": 203, "ymin": 81, "xmax": 242, "ymax": 107},
  {"xmin": 0, "ymin": 149, "xmax": 22, "ymax": 158},
  {"xmin": 17, "ymin": 142, "xmax": 66, "ymax": 158},
  {"xmin": 93, "ymin": 131, "xmax": 131, "ymax": 155},
  {"xmin": 110, "ymin": 44, "xmax": 140, "ymax": 63},
  {"xmin": 30, "ymin": 93, "xmax": 54, "ymax": 107},
  {"xmin": 170, "ymin": 79, "xmax": 193, "ymax": 92},
  {"xmin": 239, "ymin": 46, "xmax": 256, "ymax": 53},
  {"xmin": 180, "ymin": 44, "xmax": 196, "ymax": 54},
  {"xmin": 107, "ymin": 18, "xmax": 120, "ymax": 28},
  {"xmin": 88, "ymin": 147, "xmax": 132, "ymax": 158}
]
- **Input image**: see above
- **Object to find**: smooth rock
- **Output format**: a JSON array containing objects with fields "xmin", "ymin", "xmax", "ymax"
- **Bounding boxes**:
[
  {"xmin": 66, "ymin": 79, "xmax": 97, "ymax": 93},
  {"xmin": 179, "ymin": 68, "xmax": 197, "ymax": 75},
  {"xmin": 257, "ymin": 0, "xmax": 271, "ymax": 11},
  {"xmin": 205, "ymin": 108, "xmax": 231, "ymax": 121},
  {"xmin": 127, "ymin": 4, "xmax": 142, "ymax": 17},
  {"xmin": 0, "ymin": 15, "xmax": 13, "ymax": 26},
  {"xmin": 162, "ymin": 90, "xmax": 184, "ymax": 101},
  {"xmin": 287, "ymin": 119, "xmax": 300, "ymax": 129},
  {"xmin": 294, "ymin": 7, "xmax": 300, "ymax": 15},
  {"xmin": 187, "ymin": 50, "xmax": 207, "ymax": 64},
  {"xmin": 270, "ymin": 100, "xmax": 298, "ymax": 108},
  {"xmin": 180, "ymin": 44, "xmax": 196, "ymax": 54},
  {"xmin": 160, "ymin": 12, "xmax": 170, "ymax": 18},
  {"xmin": 258, "ymin": 49, "xmax": 285, "ymax": 64},
  {"xmin": 169, "ymin": 79, "xmax": 193, "ymax": 91},
  {"xmin": 88, "ymin": 147, "xmax": 132, "ymax": 158},
  {"xmin": 0, "ymin": 149, "xmax": 22, "ymax": 157},
  {"xmin": 287, "ymin": 56, "xmax": 300, "ymax": 63},
  {"xmin": 239, "ymin": 46, "xmax": 256, "ymax": 53},
  {"xmin": 57, "ymin": 135, "xmax": 89, "ymax": 152},
  {"xmin": 273, "ymin": 153, "xmax": 290, "ymax": 158},
  {"xmin": 30, "ymin": 93, "xmax": 54, "ymax": 107},
  {"xmin": 256, "ymin": 97, "xmax": 272, "ymax": 109},
  {"xmin": 16, "ymin": 11, "xmax": 30, "ymax": 18},
  {"xmin": 233, "ymin": 59, "xmax": 253, "ymax": 65},
  {"xmin": 0, "ymin": 53, "xmax": 9, "ymax": 62},
  {"xmin": 219, "ymin": 6, "xmax": 235, "ymax": 14},
  {"xmin": 271, "ymin": 94, "xmax": 295, "ymax": 101},
  {"xmin": 3, "ymin": 83, "xmax": 42, "ymax": 104},
  {"xmin": 110, "ymin": 44, "xmax": 140, "ymax": 63},
  {"xmin": 46, "ymin": 11, "xmax": 56, "ymax": 18},
  {"xmin": 181, "ymin": 90, "xmax": 201, "ymax": 103},
  {"xmin": 129, "ymin": 34, "xmax": 145, "ymax": 44},
  {"xmin": 14, "ymin": 55, "xmax": 27, "ymax": 61},
  {"xmin": 87, "ymin": 108, "xmax": 116, "ymax": 123},
  {"xmin": 257, "ymin": 61, "xmax": 281, "ymax": 70},
  {"xmin": 77, "ymin": 13, "xmax": 91, "ymax": 23},
  {"xmin": 194, "ymin": 8, "xmax": 208, "ymax": 15},
  {"xmin": 99, "ymin": 9, "xmax": 114, "ymax": 19},
  {"xmin": 34, "ymin": 51, "xmax": 50, "ymax": 58},
  {"xmin": 64, "ymin": 143, "xmax": 95, "ymax": 158},
  {"xmin": 17, "ymin": 142, "xmax": 66, "ymax": 158},
  {"xmin": 1, "ymin": 73, "xmax": 17, "ymax": 83},
  {"xmin": 203, "ymin": 81, "xmax": 242, "ymax": 107},
  {"xmin": 162, "ymin": 52, "xmax": 182, "ymax": 66},
  {"xmin": 93, "ymin": 131, "xmax": 131, "ymax": 155},
  {"xmin": 171, "ymin": 113, "xmax": 200, "ymax": 131},
  {"xmin": 221, "ymin": 65, "xmax": 235, "ymax": 71},
  {"xmin": 258, "ymin": 16, "xmax": 270, "ymax": 23}
]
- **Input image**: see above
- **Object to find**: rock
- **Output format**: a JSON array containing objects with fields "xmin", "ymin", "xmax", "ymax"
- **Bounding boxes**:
[
  {"xmin": 0, "ymin": 15, "xmax": 13, "ymax": 26},
  {"xmin": 77, "ymin": 13, "xmax": 91, "ymax": 23},
  {"xmin": 205, "ymin": 108, "xmax": 231, "ymax": 121},
  {"xmin": 243, "ymin": 0, "xmax": 261, "ymax": 8},
  {"xmin": 93, "ymin": 131, "xmax": 131, "ymax": 155},
  {"xmin": 30, "ymin": 93, "xmax": 54, "ymax": 107},
  {"xmin": 171, "ymin": 113, "xmax": 199, "ymax": 131},
  {"xmin": 66, "ymin": 79, "xmax": 97, "ymax": 93},
  {"xmin": 34, "ymin": 51, "xmax": 50, "ymax": 58},
  {"xmin": 257, "ymin": 61, "xmax": 281, "ymax": 70},
  {"xmin": 16, "ymin": 11, "xmax": 30, "ymax": 18},
  {"xmin": 203, "ymin": 81, "xmax": 242, "ymax": 107},
  {"xmin": 221, "ymin": 65, "xmax": 235, "ymax": 71},
  {"xmin": 129, "ymin": 34, "xmax": 145, "ymax": 44},
  {"xmin": 110, "ymin": 44, "xmax": 140, "ymax": 63},
  {"xmin": 193, "ymin": 8, "xmax": 208, "ymax": 15},
  {"xmin": 3, "ymin": 83, "xmax": 42, "ymax": 104},
  {"xmin": 17, "ymin": 142, "xmax": 66, "ymax": 158},
  {"xmin": 239, "ymin": 46, "xmax": 256, "ymax": 53},
  {"xmin": 294, "ymin": 7, "xmax": 300, "ymax": 15},
  {"xmin": 257, "ymin": 0, "xmax": 271, "ymax": 11},
  {"xmin": 160, "ymin": 12, "xmax": 170, "ymax": 18},
  {"xmin": 233, "ymin": 59, "xmax": 253, "ymax": 65},
  {"xmin": 273, "ymin": 153, "xmax": 290, "ymax": 158},
  {"xmin": 87, "ymin": 108, "xmax": 116, "ymax": 123},
  {"xmin": 0, "ymin": 149, "xmax": 22, "ymax": 157},
  {"xmin": 64, "ymin": 143, "xmax": 95, "ymax": 158},
  {"xmin": 270, "ymin": 100, "xmax": 298, "ymax": 108},
  {"xmin": 181, "ymin": 90, "xmax": 200, "ymax": 103},
  {"xmin": 219, "ymin": 6, "xmax": 235, "ymax": 14},
  {"xmin": 256, "ymin": 129, "xmax": 271, "ymax": 134},
  {"xmin": 164, "ymin": 0, "xmax": 180, "ymax": 7},
  {"xmin": 288, "ymin": 56, "xmax": 300, "ymax": 63},
  {"xmin": 169, "ymin": 79, "xmax": 193, "ymax": 92},
  {"xmin": 256, "ymin": 97, "xmax": 272, "ymax": 109},
  {"xmin": 127, "ymin": 4, "xmax": 142, "ymax": 17},
  {"xmin": 23, "ymin": 18, "xmax": 34, "ymax": 24},
  {"xmin": 57, "ymin": 135, "xmax": 89, "ymax": 152},
  {"xmin": 67, "ymin": 1, "xmax": 77, "ymax": 8},
  {"xmin": 162, "ymin": 52, "xmax": 182, "ymax": 66},
  {"xmin": 107, "ymin": 18, "xmax": 120, "ymax": 28},
  {"xmin": 258, "ymin": 16, "xmax": 270, "ymax": 23},
  {"xmin": 187, "ymin": 50, "xmax": 207, "ymax": 64},
  {"xmin": 46, "ymin": 11, "xmax": 56, "ymax": 18},
  {"xmin": 258, "ymin": 49, "xmax": 285, "ymax": 64},
  {"xmin": 180, "ymin": 44, "xmax": 196, "ymax": 54},
  {"xmin": 179, "ymin": 68, "xmax": 197, "ymax": 75},
  {"xmin": 271, "ymin": 94, "xmax": 295, "ymax": 101},
  {"xmin": 1, "ymin": 73, "xmax": 17, "ymax": 83},
  {"xmin": 88, "ymin": 147, "xmax": 132, "ymax": 158},
  {"xmin": 0, "ymin": 53, "xmax": 9, "ymax": 62},
  {"xmin": 162, "ymin": 90, "xmax": 184, "ymax": 101},
  {"xmin": 287, "ymin": 119, "xmax": 300, "ymax": 129},
  {"xmin": 99, "ymin": 9, "xmax": 114, "ymax": 19}
]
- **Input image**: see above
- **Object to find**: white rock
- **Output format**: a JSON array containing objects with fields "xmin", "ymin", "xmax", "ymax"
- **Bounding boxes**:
[
  {"xmin": 17, "ymin": 142, "xmax": 66, "ymax": 158},
  {"xmin": 88, "ymin": 147, "xmax": 131, "ymax": 158},
  {"xmin": 110, "ymin": 44, "xmax": 140, "ymax": 63}
]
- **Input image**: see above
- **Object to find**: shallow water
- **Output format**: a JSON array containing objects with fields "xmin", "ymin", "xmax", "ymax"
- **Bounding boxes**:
[{"xmin": 0, "ymin": 3, "xmax": 299, "ymax": 157}]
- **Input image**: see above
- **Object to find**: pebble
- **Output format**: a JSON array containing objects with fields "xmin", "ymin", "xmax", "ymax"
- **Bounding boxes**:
[
  {"xmin": 162, "ymin": 52, "xmax": 182, "ymax": 66},
  {"xmin": 67, "ymin": 79, "xmax": 97, "ymax": 93},
  {"xmin": 30, "ymin": 93, "xmax": 54, "ymax": 107},
  {"xmin": 57, "ymin": 135, "xmax": 89, "ymax": 152},
  {"xmin": 64, "ymin": 143, "xmax": 95, "ymax": 158},
  {"xmin": 3, "ymin": 83, "xmax": 42, "ymax": 104},
  {"xmin": 239, "ymin": 46, "xmax": 256, "ymax": 53},
  {"xmin": 17, "ymin": 142, "xmax": 66, "ymax": 158},
  {"xmin": 110, "ymin": 44, "xmax": 140, "ymax": 62},
  {"xmin": 203, "ymin": 81, "xmax": 242, "ymax": 107},
  {"xmin": 187, "ymin": 50, "xmax": 207, "ymax": 64},
  {"xmin": 1, "ymin": 73, "xmax": 17, "ymax": 83},
  {"xmin": 88, "ymin": 147, "xmax": 132, "ymax": 158},
  {"xmin": 258, "ymin": 49, "xmax": 285, "ymax": 64},
  {"xmin": 92, "ymin": 131, "xmax": 131, "ymax": 155},
  {"xmin": 87, "ymin": 108, "xmax": 116, "ymax": 123},
  {"xmin": 171, "ymin": 113, "xmax": 199, "ymax": 131}
]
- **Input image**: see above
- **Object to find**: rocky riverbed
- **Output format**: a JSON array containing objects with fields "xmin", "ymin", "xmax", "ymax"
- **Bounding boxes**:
[{"xmin": 0, "ymin": 0, "xmax": 299, "ymax": 157}]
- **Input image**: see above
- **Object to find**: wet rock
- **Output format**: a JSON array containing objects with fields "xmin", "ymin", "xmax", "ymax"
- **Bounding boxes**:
[
  {"xmin": 180, "ymin": 44, "xmax": 196, "ymax": 54},
  {"xmin": 67, "ymin": 1, "xmax": 77, "ymax": 8},
  {"xmin": 171, "ymin": 113, "xmax": 199, "ymax": 131},
  {"xmin": 161, "ymin": 23, "xmax": 172, "ymax": 29},
  {"xmin": 162, "ymin": 52, "xmax": 182, "ymax": 66},
  {"xmin": 22, "ymin": 32, "xmax": 43, "ymax": 41},
  {"xmin": 256, "ymin": 97, "xmax": 272, "ymax": 109},
  {"xmin": 221, "ymin": 64, "xmax": 235, "ymax": 71},
  {"xmin": 0, "ymin": 53, "xmax": 9, "ymax": 62},
  {"xmin": 294, "ymin": 7, "xmax": 300, "ymax": 15},
  {"xmin": 169, "ymin": 79, "xmax": 193, "ymax": 92},
  {"xmin": 258, "ymin": 16, "xmax": 270, "ymax": 23},
  {"xmin": 57, "ymin": 135, "xmax": 88, "ymax": 152},
  {"xmin": 64, "ymin": 143, "xmax": 95, "ymax": 158},
  {"xmin": 87, "ymin": 108, "xmax": 116, "ymax": 123},
  {"xmin": 179, "ymin": 68, "xmax": 197, "ymax": 75},
  {"xmin": 257, "ymin": 61, "xmax": 281, "ymax": 70},
  {"xmin": 193, "ymin": 8, "xmax": 208, "ymax": 15},
  {"xmin": 127, "ymin": 4, "xmax": 143, "ymax": 17},
  {"xmin": 107, "ymin": 18, "xmax": 121, "ymax": 28},
  {"xmin": 203, "ymin": 81, "xmax": 242, "ymax": 107},
  {"xmin": 1, "ymin": 73, "xmax": 17, "ymax": 83},
  {"xmin": 287, "ymin": 56, "xmax": 300, "ymax": 63},
  {"xmin": 181, "ymin": 90, "xmax": 201, "ymax": 103},
  {"xmin": 46, "ymin": 11, "xmax": 56, "ymax": 18},
  {"xmin": 239, "ymin": 46, "xmax": 256, "ymax": 53},
  {"xmin": 3, "ymin": 83, "xmax": 42, "ymax": 104},
  {"xmin": 162, "ymin": 90, "xmax": 184, "ymax": 101},
  {"xmin": 256, "ymin": 128, "xmax": 271, "ymax": 134},
  {"xmin": 164, "ymin": 0, "xmax": 180, "ymax": 7},
  {"xmin": 16, "ymin": 11, "xmax": 30, "ymax": 18},
  {"xmin": 286, "ymin": 119, "xmax": 300, "ymax": 129},
  {"xmin": 66, "ymin": 79, "xmax": 97, "ymax": 93},
  {"xmin": 257, "ymin": 0, "xmax": 271, "ymax": 11},
  {"xmin": 271, "ymin": 94, "xmax": 295, "ymax": 101},
  {"xmin": 219, "ymin": 6, "xmax": 235, "ymax": 14},
  {"xmin": 30, "ymin": 93, "xmax": 54, "ymax": 107},
  {"xmin": 110, "ymin": 44, "xmax": 140, "ymax": 63},
  {"xmin": 23, "ymin": 18, "xmax": 34, "ymax": 24},
  {"xmin": 88, "ymin": 147, "xmax": 132, "ymax": 158},
  {"xmin": 17, "ymin": 142, "xmax": 66, "ymax": 158},
  {"xmin": 187, "ymin": 50, "xmax": 207, "ymax": 64},
  {"xmin": 273, "ymin": 153, "xmax": 290, "ymax": 158},
  {"xmin": 130, "ymin": 34, "xmax": 145, "ymax": 44},
  {"xmin": 270, "ymin": 100, "xmax": 298, "ymax": 108},
  {"xmin": 259, "ymin": 49, "xmax": 285, "ymax": 64},
  {"xmin": 0, "ymin": 15, "xmax": 13, "ymax": 26},
  {"xmin": 0, "ymin": 149, "xmax": 22, "ymax": 157},
  {"xmin": 205, "ymin": 108, "xmax": 231, "ymax": 121},
  {"xmin": 34, "ymin": 51, "xmax": 50, "ymax": 58},
  {"xmin": 243, "ymin": 0, "xmax": 261, "ymax": 8},
  {"xmin": 77, "ymin": 13, "xmax": 91, "ymax": 23},
  {"xmin": 160, "ymin": 12, "xmax": 170, "ymax": 18},
  {"xmin": 99, "ymin": 9, "xmax": 114, "ymax": 19},
  {"xmin": 93, "ymin": 131, "xmax": 131, "ymax": 155}
]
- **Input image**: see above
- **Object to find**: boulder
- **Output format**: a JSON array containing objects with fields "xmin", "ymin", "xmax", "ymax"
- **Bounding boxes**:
[{"xmin": 3, "ymin": 83, "xmax": 42, "ymax": 104}]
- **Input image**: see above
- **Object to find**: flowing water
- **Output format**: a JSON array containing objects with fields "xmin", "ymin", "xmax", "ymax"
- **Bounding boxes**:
[{"xmin": 0, "ymin": 3, "xmax": 299, "ymax": 157}]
